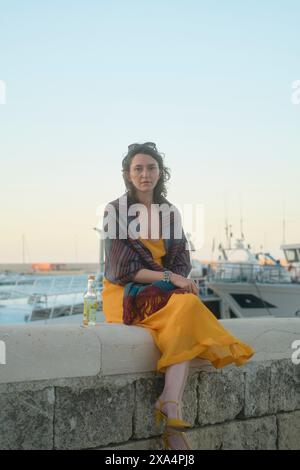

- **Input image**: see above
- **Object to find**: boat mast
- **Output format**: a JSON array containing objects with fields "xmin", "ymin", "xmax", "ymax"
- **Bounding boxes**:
[
  {"xmin": 224, "ymin": 197, "xmax": 232, "ymax": 249},
  {"xmin": 93, "ymin": 227, "xmax": 104, "ymax": 275},
  {"xmin": 239, "ymin": 194, "xmax": 245, "ymax": 241},
  {"xmin": 22, "ymin": 234, "xmax": 25, "ymax": 265},
  {"xmin": 282, "ymin": 197, "xmax": 286, "ymax": 245}
]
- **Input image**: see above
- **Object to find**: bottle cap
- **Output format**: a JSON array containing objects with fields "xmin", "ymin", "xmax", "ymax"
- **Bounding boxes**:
[{"xmin": 88, "ymin": 275, "xmax": 95, "ymax": 280}]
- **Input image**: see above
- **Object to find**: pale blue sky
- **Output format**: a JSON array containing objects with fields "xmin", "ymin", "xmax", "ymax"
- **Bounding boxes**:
[{"xmin": 0, "ymin": 0, "xmax": 300, "ymax": 262}]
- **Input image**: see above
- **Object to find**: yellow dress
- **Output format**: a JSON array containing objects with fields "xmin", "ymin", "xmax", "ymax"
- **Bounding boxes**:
[{"xmin": 102, "ymin": 238, "xmax": 254, "ymax": 373}]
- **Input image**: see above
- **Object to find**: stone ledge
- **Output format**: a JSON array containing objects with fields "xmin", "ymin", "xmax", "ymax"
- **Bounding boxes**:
[{"xmin": 0, "ymin": 317, "xmax": 299, "ymax": 383}]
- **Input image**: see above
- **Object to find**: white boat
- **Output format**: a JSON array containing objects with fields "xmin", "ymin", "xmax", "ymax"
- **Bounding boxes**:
[
  {"xmin": 0, "ymin": 273, "xmax": 35, "ymax": 286},
  {"xmin": 188, "ymin": 257, "xmax": 222, "ymax": 318},
  {"xmin": 191, "ymin": 239, "xmax": 300, "ymax": 319},
  {"xmin": 281, "ymin": 243, "xmax": 300, "ymax": 282},
  {"xmin": 0, "ymin": 275, "xmax": 103, "ymax": 324}
]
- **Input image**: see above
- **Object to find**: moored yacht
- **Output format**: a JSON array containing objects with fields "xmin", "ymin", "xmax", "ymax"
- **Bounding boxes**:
[
  {"xmin": 281, "ymin": 243, "xmax": 300, "ymax": 283},
  {"xmin": 191, "ymin": 239, "xmax": 300, "ymax": 319}
]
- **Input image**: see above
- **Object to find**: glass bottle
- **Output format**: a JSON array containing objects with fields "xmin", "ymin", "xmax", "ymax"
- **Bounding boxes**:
[{"xmin": 83, "ymin": 275, "xmax": 97, "ymax": 326}]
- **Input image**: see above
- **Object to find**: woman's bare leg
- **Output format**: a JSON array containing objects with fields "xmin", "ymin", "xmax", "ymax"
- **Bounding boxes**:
[
  {"xmin": 179, "ymin": 361, "xmax": 190, "ymax": 401},
  {"xmin": 155, "ymin": 361, "xmax": 191, "ymax": 449},
  {"xmin": 157, "ymin": 360, "xmax": 190, "ymax": 416}
]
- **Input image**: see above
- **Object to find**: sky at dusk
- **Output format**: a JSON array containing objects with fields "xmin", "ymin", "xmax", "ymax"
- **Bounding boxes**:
[{"xmin": 1, "ymin": 0, "xmax": 300, "ymax": 263}]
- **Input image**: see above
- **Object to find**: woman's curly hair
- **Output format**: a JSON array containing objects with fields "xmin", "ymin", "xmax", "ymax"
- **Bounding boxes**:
[{"xmin": 121, "ymin": 143, "xmax": 171, "ymax": 204}]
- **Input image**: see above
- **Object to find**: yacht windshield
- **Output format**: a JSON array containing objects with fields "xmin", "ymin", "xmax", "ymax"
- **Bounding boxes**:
[{"xmin": 284, "ymin": 249, "xmax": 299, "ymax": 263}]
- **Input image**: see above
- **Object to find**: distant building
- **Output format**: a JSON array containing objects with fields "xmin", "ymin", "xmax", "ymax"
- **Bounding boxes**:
[{"xmin": 31, "ymin": 263, "xmax": 66, "ymax": 272}]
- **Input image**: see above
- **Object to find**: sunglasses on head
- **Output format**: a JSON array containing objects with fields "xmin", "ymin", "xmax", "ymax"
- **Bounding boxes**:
[{"xmin": 128, "ymin": 142, "xmax": 157, "ymax": 152}]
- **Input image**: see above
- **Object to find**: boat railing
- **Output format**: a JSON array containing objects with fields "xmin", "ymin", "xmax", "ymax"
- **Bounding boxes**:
[
  {"xmin": 207, "ymin": 263, "xmax": 295, "ymax": 284},
  {"xmin": 0, "ymin": 275, "xmax": 89, "ymax": 301}
]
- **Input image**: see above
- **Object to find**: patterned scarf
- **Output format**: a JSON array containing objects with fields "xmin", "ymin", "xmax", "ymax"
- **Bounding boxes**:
[{"xmin": 103, "ymin": 193, "xmax": 192, "ymax": 325}]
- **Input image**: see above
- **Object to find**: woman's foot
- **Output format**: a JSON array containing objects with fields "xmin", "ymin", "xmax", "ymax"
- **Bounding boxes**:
[
  {"xmin": 154, "ymin": 394, "xmax": 183, "ymax": 421},
  {"xmin": 154, "ymin": 394, "xmax": 191, "ymax": 431}
]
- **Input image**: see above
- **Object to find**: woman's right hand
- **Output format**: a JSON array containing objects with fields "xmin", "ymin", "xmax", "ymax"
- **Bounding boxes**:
[{"xmin": 169, "ymin": 273, "xmax": 199, "ymax": 295}]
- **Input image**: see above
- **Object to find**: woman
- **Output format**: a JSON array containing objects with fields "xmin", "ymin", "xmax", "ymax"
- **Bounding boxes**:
[{"xmin": 102, "ymin": 142, "xmax": 254, "ymax": 450}]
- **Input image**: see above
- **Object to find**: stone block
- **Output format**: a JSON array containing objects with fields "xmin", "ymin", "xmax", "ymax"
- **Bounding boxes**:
[
  {"xmin": 197, "ymin": 368, "xmax": 244, "ymax": 425},
  {"xmin": 244, "ymin": 362, "xmax": 271, "ymax": 417},
  {"xmin": 54, "ymin": 381, "xmax": 134, "ymax": 449},
  {"xmin": 0, "ymin": 325, "xmax": 100, "ymax": 383},
  {"xmin": 0, "ymin": 387, "xmax": 54, "ymax": 449},
  {"xmin": 189, "ymin": 426, "xmax": 223, "ymax": 450},
  {"xmin": 99, "ymin": 437, "xmax": 163, "ymax": 450},
  {"xmin": 94, "ymin": 324, "xmax": 161, "ymax": 375},
  {"xmin": 133, "ymin": 376, "xmax": 164, "ymax": 439},
  {"xmin": 270, "ymin": 360, "xmax": 297, "ymax": 413},
  {"xmin": 222, "ymin": 416, "xmax": 277, "ymax": 450},
  {"xmin": 293, "ymin": 363, "xmax": 300, "ymax": 409},
  {"xmin": 181, "ymin": 373, "xmax": 199, "ymax": 426},
  {"xmin": 187, "ymin": 416, "xmax": 277, "ymax": 450},
  {"xmin": 277, "ymin": 411, "xmax": 300, "ymax": 450}
]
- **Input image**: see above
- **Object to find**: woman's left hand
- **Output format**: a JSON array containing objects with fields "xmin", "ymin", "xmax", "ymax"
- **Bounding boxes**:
[{"xmin": 170, "ymin": 273, "xmax": 199, "ymax": 295}]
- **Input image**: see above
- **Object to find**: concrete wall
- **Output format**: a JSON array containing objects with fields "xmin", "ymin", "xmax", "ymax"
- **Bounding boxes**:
[{"xmin": 0, "ymin": 318, "xmax": 299, "ymax": 450}]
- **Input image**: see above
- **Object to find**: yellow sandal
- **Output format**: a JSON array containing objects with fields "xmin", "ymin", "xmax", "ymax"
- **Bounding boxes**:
[{"xmin": 154, "ymin": 399, "xmax": 192, "ymax": 430}]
